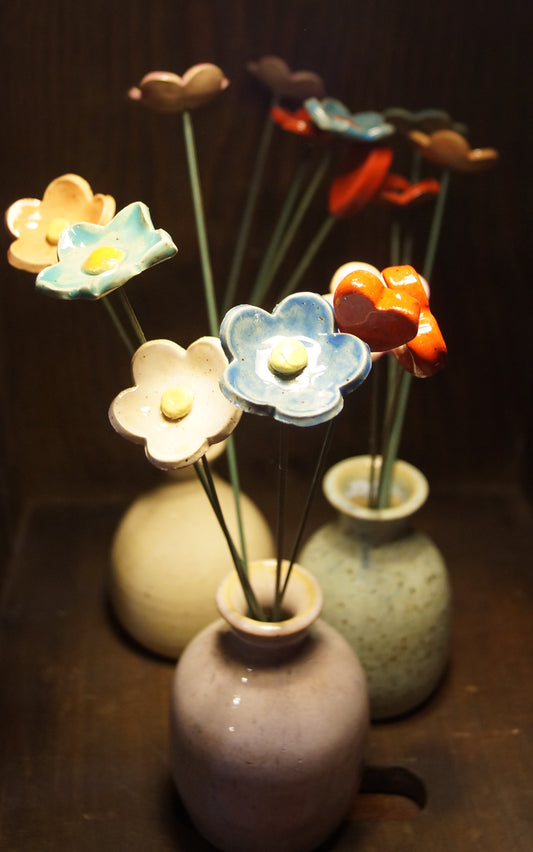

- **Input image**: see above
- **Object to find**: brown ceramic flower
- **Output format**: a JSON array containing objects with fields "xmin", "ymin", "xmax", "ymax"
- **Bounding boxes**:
[
  {"xmin": 5, "ymin": 174, "xmax": 116, "ymax": 273},
  {"xmin": 246, "ymin": 56, "xmax": 325, "ymax": 101},
  {"xmin": 408, "ymin": 129, "xmax": 499, "ymax": 173},
  {"xmin": 128, "ymin": 65, "xmax": 229, "ymax": 114}
]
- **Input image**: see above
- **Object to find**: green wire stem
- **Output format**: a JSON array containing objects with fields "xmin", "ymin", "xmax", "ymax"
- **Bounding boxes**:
[
  {"xmin": 272, "ymin": 422, "xmax": 289, "ymax": 622},
  {"xmin": 195, "ymin": 457, "xmax": 265, "ymax": 621},
  {"xmin": 260, "ymin": 150, "xmax": 332, "ymax": 302},
  {"xmin": 249, "ymin": 152, "xmax": 311, "ymax": 307},
  {"xmin": 222, "ymin": 101, "xmax": 277, "ymax": 316},
  {"xmin": 101, "ymin": 296, "xmax": 136, "ymax": 356},
  {"xmin": 119, "ymin": 289, "xmax": 146, "ymax": 346},
  {"xmin": 182, "ymin": 109, "xmax": 249, "ymax": 571},
  {"xmin": 279, "ymin": 419, "xmax": 335, "ymax": 603},
  {"xmin": 277, "ymin": 213, "xmax": 337, "ymax": 302},
  {"xmin": 182, "ymin": 110, "xmax": 219, "ymax": 336},
  {"xmin": 423, "ymin": 168, "xmax": 450, "ymax": 284}
]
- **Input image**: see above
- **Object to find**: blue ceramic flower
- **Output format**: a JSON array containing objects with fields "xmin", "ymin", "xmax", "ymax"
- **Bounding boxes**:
[
  {"xmin": 36, "ymin": 201, "xmax": 178, "ymax": 300},
  {"xmin": 219, "ymin": 292, "xmax": 372, "ymax": 427},
  {"xmin": 304, "ymin": 98, "xmax": 394, "ymax": 142}
]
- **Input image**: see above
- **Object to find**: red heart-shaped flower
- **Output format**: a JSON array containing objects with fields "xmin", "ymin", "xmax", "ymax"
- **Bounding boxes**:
[{"xmin": 333, "ymin": 268, "xmax": 421, "ymax": 351}]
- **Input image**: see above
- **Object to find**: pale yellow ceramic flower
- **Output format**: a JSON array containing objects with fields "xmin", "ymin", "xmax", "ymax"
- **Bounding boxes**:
[
  {"xmin": 128, "ymin": 65, "xmax": 229, "ymax": 114},
  {"xmin": 109, "ymin": 337, "xmax": 242, "ymax": 470},
  {"xmin": 5, "ymin": 174, "xmax": 116, "ymax": 272}
]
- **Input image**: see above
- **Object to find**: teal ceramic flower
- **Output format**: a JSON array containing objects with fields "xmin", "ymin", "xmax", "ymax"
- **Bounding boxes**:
[
  {"xmin": 36, "ymin": 201, "xmax": 178, "ymax": 300},
  {"xmin": 219, "ymin": 293, "xmax": 372, "ymax": 427},
  {"xmin": 304, "ymin": 98, "xmax": 394, "ymax": 142}
]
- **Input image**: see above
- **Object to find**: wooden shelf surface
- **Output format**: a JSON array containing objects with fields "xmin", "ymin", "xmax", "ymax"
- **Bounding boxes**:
[{"xmin": 1, "ymin": 487, "xmax": 532, "ymax": 851}]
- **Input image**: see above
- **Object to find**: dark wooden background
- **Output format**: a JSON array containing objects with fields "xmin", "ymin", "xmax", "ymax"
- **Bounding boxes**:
[{"xmin": 0, "ymin": 0, "xmax": 531, "ymax": 550}]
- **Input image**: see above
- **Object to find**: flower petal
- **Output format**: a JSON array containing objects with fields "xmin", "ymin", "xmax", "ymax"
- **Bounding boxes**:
[
  {"xmin": 110, "ymin": 338, "xmax": 241, "ymax": 469},
  {"xmin": 219, "ymin": 293, "xmax": 371, "ymax": 427}
]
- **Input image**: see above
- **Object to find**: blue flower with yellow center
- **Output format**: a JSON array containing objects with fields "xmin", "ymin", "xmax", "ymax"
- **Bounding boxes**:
[
  {"xmin": 36, "ymin": 201, "xmax": 177, "ymax": 300},
  {"xmin": 219, "ymin": 292, "xmax": 372, "ymax": 427}
]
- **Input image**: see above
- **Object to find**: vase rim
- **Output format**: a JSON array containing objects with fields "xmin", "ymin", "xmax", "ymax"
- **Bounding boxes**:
[
  {"xmin": 323, "ymin": 454, "xmax": 429, "ymax": 521},
  {"xmin": 216, "ymin": 559, "xmax": 323, "ymax": 642}
]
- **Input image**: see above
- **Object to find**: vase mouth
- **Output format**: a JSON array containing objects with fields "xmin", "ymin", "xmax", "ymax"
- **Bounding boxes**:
[
  {"xmin": 323, "ymin": 455, "xmax": 429, "ymax": 521},
  {"xmin": 216, "ymin": 559, "xmax": 323, "ymax": 641}
]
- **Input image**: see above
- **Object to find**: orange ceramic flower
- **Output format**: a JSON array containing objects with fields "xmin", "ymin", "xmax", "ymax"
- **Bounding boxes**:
[
  {"xmin": 333, "ymin": 263, "xmax": 421, "ymax": 352},
  {"xmin": 246, "ymin": 56, "xmax": 325, "ymax": 101},
  {"xmin": 382, "ymin": 265, "xmax": 447, "ymax": 377},
  {"xmin": 408, "ymin": 129, "xmax": 499, "ymax": 173},
  {"xmin": 376, "ymin": 174, "xmax": 441, "ymax": 207},
  {"xmin": 329, "ymin": 148, "xmax": 393, "ymax": 219},
  {"xmin": 5, "ymin": 174, "xmax": 115, "ymax": 273},
  {"xmin": 128, "ymin": 65, "xmax": 229, "ymax": 114}
]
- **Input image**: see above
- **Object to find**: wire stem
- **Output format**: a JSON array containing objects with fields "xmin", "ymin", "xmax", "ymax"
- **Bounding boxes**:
[
  {"xmin": 119, "ymin": 289, "xmax": 146, "ymax": 346},
  {"xmin": 194, "ymin": 457, "xmax": 266, "ymax": 621},
  {"xmin": 264, "ymin": 150, "xmax": 331, "ymax": 299},
  {"xmin": 101, "ymin": 296, "xmax": 136, "ymax": 356},
  {"xmin": 277, "ymin": 213, "xmax": 336, "ymax": 302},
  {"xmin": 280, "ymin": 419, "xmax": 335, "ymax": 602},
  {"xmin": 423, "ymin": 168, "xmax": 450, "ymax": 283},
  {"xmin": 249, "ymin": 152, "xmax": 311, "ymax": 307},
  {"xmin": 222, "ymin": 101, "xmax": 277, "ymax": 315},
  {"xmin": 182, "ymin": 110, "xmax": 218, "ymax": 336}
]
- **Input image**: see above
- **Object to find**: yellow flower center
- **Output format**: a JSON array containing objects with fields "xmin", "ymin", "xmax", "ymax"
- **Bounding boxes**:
[
  {"xmin": 160, "ymin": 386, "xmax": 194, "ymax": 420},
  {"xmin": 268, "ymin": 337, "xmax": 308, "ymax": 377},
  {"xmin": 81, "ymin": 246, "xmax": 126, "ymax": 275},
  {"xmin": 45, "ymin": 217, "xmax": 70, "ymax": 245}
]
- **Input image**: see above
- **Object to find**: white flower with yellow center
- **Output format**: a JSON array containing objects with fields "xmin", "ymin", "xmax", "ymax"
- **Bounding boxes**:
[{"xmin": 109, "ymin": 338, "xmax": 242, "ymax": 470}]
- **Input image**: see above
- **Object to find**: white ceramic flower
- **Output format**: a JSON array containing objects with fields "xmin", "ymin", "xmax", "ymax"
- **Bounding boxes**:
[{"xmin": 109, "ymin": 338, "xmax": 242, "ymax": 469}]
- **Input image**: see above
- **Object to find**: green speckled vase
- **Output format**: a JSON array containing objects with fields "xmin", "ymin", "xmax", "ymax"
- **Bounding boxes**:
[{"xmin": 299, "ymin": 455, "xmax": 451, "ymax": 720}]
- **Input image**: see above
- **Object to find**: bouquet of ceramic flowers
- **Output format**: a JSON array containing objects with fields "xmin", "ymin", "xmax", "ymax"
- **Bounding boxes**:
[{"xmin": 5, "ymin": 58, "xmax": 497, "ymax": 620}]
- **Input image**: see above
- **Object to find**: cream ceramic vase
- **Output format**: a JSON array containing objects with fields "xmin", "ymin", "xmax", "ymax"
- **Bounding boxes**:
[
  {"xmin": 169, "ymin": 560, "xmax": 369, "ymax": 852},
  {"xmin": 110, "ymin": 466, "xmax": 274, "ymax": 658},
  {"xmin": 299, "ymin": 455, "xmax": 451, "ymax": 720}
]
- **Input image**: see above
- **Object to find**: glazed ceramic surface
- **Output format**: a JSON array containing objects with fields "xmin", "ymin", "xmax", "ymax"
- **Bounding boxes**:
[
  {"xmin": 219, "ymin": 292, "xmax": 371, "ymax": 426},
  {"xmin": 110, "ymin": 467, "xmax": 274, "ymax": 658},
  {"xmin": 169, "ymin": 560, "xmax": 369, "ymax": 852},
  {"xmin": 300, "ymin": 456, "xmax": 451, "ymax": 720}
]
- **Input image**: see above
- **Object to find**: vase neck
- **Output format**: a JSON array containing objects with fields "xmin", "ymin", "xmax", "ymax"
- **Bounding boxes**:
[
  {"xmin": 338, "ymin": 512, "xmax": 411, "ymax": 545},
  {"xmin": 216, "ymin": 560, "xmax": 323, "ymax": 664}
]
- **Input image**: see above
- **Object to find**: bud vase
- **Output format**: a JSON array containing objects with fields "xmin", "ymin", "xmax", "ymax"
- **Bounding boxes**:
[
  {"xmin": 110, "ymin": 465, "xmax": 274, "ymax": 658},
  {"xmin": 169, "ymin": 560, "xmax": 369, "ymax": 852},
  {"xmin": 299, "ymin": 455, "xmax": 451, "ymax": 720}
]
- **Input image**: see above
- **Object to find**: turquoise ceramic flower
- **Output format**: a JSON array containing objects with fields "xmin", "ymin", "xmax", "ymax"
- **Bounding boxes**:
[
  {"xmin": 304, "ymin": 98, "xmax": 394, "ymax": 142},
  {"xmin": 219, "ymin": 293, "xmax": 372, "ymax": 427},
  {"xmin": 36, "ymin": 201, "xmax": 178, "ymax": 300}
]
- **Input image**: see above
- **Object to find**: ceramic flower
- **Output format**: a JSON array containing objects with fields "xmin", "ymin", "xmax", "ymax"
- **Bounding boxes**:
[
  {"xmin": 376, "ymin": 173, "xmax": 441, "ymax": 207},
  {"xmin": 219, "ymin": 292, "xmax": 371, "ymax": 427},
  {"xmin": 35, "ymin": 202, "xmax": 177, "ymax": 300},
  {"xmin": 383, "ymin": 107, "xmax": 467, "ymax": 136},
  {"xmin": 246, "ymin": 56, "xmax": 325, "ymax": 101},
  {"xmin": 381, "ymin": 265, "xmax": 447, "ymax": 377},
  {"xmin": 408, "ymin": 129, "xmax": 499, "ymax": 173},
  {"xmin": 305, "ymin": 98, "xmax": 395, "ymax": 142},
  {"xmin": 329, "ymin": 148, "xmax": 393, "ymax": 218},
  {"xmin": 270, "ymin": 105, "xmax": 329, "ymax": 140},
  {"xmin": 5, "ymin": 174, "xmax": 116, "ymax": 273},
  {"xmin": 333, "ymin": 263, "xmax": 446, "ymax": 376},
  {"xmin": 109, "ymin": 337, "xmax": 242, "ymax": 469},
  {"xmin": 333, "ymin": 263, "xmax": 421, "ymax": 352},
  {"xmin": 128, "ymin": 65, "xmax": 229, "ymax": 113}
]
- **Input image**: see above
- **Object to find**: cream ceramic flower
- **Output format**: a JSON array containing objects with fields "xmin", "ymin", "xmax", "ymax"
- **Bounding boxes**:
[
  {"xmin": 109, "ymin": 338, "xmax": 242, "ymax": 470},
  {"xmin": 128, "ymin": 65, "xmax": 229, "ymax": 113},
  {"xmin": 5, "ymin": 174, "xmax": 115, "ymax": 273}
]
